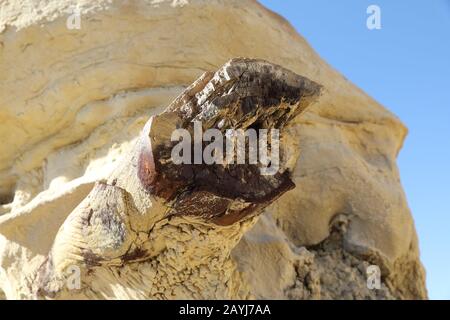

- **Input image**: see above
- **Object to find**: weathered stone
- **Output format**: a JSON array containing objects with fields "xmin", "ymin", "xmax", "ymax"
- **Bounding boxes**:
[{"xmin": 0, "ymin": 0, "xmax": 426, "ymax": 300}]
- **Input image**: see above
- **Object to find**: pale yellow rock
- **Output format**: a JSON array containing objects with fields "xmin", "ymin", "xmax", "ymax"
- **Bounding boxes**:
[{"xmin": 0, "ymin": 0, "xmax": 426, "ymax": 299}]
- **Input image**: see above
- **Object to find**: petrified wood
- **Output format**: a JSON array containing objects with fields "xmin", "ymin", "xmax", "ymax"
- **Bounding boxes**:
[{"xmin": 33, "ymin": 58, "xmax": 322, "ymax": 299}]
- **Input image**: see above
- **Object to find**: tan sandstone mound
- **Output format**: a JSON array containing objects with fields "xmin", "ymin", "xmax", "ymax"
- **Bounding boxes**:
[{"xmin": 0, "ymin": 0, "xmax": 426, "ymax": 299}]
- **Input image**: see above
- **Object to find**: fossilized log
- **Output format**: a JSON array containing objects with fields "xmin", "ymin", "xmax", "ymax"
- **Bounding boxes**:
[{"xmin": 32, "ymin": 58, "xmax": 321, "ymax": 299}]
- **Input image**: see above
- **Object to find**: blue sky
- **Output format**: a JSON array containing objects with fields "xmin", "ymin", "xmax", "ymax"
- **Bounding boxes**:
[{"xmin": 259, "ymin": 0, "xmax": 450, "ymax": 299}]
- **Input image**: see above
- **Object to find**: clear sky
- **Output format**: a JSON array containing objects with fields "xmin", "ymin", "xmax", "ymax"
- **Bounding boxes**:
[{"xmin": 259, "ymin": 0, "xmax": 450, "ymax": 300}]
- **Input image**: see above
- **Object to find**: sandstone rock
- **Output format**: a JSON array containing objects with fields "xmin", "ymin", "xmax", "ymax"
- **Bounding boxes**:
[{"xmin": 0, "ymin": 0, "xmax": 426, "ymax": 299}]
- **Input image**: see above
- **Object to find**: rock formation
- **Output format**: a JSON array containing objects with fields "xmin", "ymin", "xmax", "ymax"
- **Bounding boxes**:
[{"xmin": 0, "ymin": 0, "xmax": 427, "ymax": 299}]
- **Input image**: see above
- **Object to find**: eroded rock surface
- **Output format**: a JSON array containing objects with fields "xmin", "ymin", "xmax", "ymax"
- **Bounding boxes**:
[{"xmin": 0, "ymin": 0, "xmax": 426, "ymax": 299}]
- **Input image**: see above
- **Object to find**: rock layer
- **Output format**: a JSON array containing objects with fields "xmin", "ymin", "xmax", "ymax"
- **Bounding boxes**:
[{"xmin": 0, "ymin": 0, "xmax": 426, "ymax": 299}]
